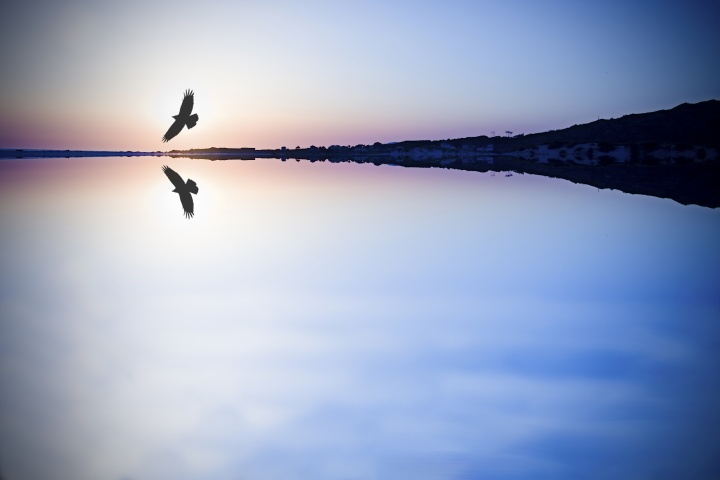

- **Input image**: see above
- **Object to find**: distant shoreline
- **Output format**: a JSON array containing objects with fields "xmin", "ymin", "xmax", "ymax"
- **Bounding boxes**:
[
  {"xmin": 3, "ymin": 147, "xmax": 718, "ymax": 209},
  {"xmin": 3, "ymin": 100, "xmax": 718, "ymax": 208},
  {"xmin": 0, "ymin": 149, "xmax": 164, "ymax": 159}
]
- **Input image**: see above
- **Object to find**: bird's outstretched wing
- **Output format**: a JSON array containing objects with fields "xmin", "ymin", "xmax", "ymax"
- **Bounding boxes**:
[
  {"xmin": 162, "ymin": 165, "xmax": 186, "ymax": 189},
  {"xmin": 162, "ymin": 119, "xmax": 184, "ymax": 142},
  {"xmin": 178, "ymin": 191, "xmax": 194, "ymax": 218},
  {"xmin": 178, "ymin": 89, "xmax": 194, "ymax": 117}
]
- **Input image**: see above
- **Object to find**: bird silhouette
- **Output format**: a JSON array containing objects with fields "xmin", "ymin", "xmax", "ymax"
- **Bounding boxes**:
[
  {"xmin": 162, "ymin": 89, "xmax": 199, "ymax": 142},
  {"xmin": 162, "ymin": 165, "xmax": 199, "ymax": 218}
]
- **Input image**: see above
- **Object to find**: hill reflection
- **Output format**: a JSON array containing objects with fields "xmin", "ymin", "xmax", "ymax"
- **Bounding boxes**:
[{"xmin": 166, "ymin": 152, "xmax": 720, "ymax": 209}]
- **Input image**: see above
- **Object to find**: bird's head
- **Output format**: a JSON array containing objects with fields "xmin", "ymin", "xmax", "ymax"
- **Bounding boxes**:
[{"xmin": 172, "ymin": 115, "xmax": 179, "ymax": 120}]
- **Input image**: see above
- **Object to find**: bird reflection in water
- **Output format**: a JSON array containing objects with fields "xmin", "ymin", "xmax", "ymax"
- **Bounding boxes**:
[{"xmin": 162, "ymin": 165, "xmax": 199, "ymax": 218}]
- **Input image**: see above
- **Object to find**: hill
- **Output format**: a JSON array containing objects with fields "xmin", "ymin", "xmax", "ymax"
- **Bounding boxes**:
[{"xmin": 473, "ymin": 99, "xmax": 720, "ymax": 152}]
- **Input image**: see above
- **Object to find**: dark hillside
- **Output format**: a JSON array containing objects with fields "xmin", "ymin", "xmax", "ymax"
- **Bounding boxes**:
[
  {"xmin": 486, "ymin": 100, "xmax": 720, "ymax": 152},
  {"xmin": 165, "ymin": 99, "xmax": 720, "ymax": 208}
]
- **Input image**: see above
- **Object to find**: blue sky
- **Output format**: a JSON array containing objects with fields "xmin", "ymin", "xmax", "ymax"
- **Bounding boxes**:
[{"xmin": 1, "ymin": 0, "xmax": 719, "ymax": 150}]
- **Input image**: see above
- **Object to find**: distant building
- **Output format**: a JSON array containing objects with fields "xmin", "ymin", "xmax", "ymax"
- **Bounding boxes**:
[{"xmin": 477, "ymin": 144, "xmax": 494, "ymax": 153}]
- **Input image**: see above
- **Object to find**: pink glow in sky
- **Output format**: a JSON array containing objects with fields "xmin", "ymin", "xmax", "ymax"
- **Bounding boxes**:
[{"xmin": 1, "ymin": 0, "xmax": 719, "ymax": 151}]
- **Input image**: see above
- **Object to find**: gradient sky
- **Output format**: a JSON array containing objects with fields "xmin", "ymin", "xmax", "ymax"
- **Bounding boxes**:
[{"xmin": 1, "ymin": 0, "xmax": 719, "ymax": 150}]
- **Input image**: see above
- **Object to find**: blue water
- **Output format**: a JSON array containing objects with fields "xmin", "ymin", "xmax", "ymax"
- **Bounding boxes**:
[{"xmin": 1, "ymin": 157, "xmax": 719, "ymax": 479}]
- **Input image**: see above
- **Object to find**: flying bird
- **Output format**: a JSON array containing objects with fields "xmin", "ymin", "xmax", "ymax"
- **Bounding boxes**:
[
  {"xmin": 162, "ymin": 89, "xmax": 199, "ymax": 142},
  {"xmin": 162, "ymin": 165, "xmax": 199, "ymax": 218}
]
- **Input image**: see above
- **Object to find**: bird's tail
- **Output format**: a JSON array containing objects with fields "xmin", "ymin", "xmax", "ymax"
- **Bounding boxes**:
[
  {"xmin": 186, "ymin": 179, "xmax": 199, "ymax": 194},
  {"xmin": 186, "ymin": 114, "xmax": 199, "ymax": 129}
]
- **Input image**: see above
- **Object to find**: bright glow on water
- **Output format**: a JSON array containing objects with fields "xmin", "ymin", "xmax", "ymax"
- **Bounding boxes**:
[{"xmin": 1, "ymin": 157, "xmax": 719, "ymax": 480}]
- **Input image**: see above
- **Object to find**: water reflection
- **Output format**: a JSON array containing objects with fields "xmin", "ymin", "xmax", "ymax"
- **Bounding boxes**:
[
  {"xmin": 162, "ymin": 165, "xmax": 199, "ymax": 218},
  {"xmin": 0, "ymin": 156, "xmax": 719, "ymax": 480},
  {"xmin": 162, "ymin": 151, "xmax": 720, "ymax": 208}
]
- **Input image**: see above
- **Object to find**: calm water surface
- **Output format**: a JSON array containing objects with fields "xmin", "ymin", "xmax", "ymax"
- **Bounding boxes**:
[{"xmin": 1, "ymin": 157, "xmax": 719, "ymax": 479}]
